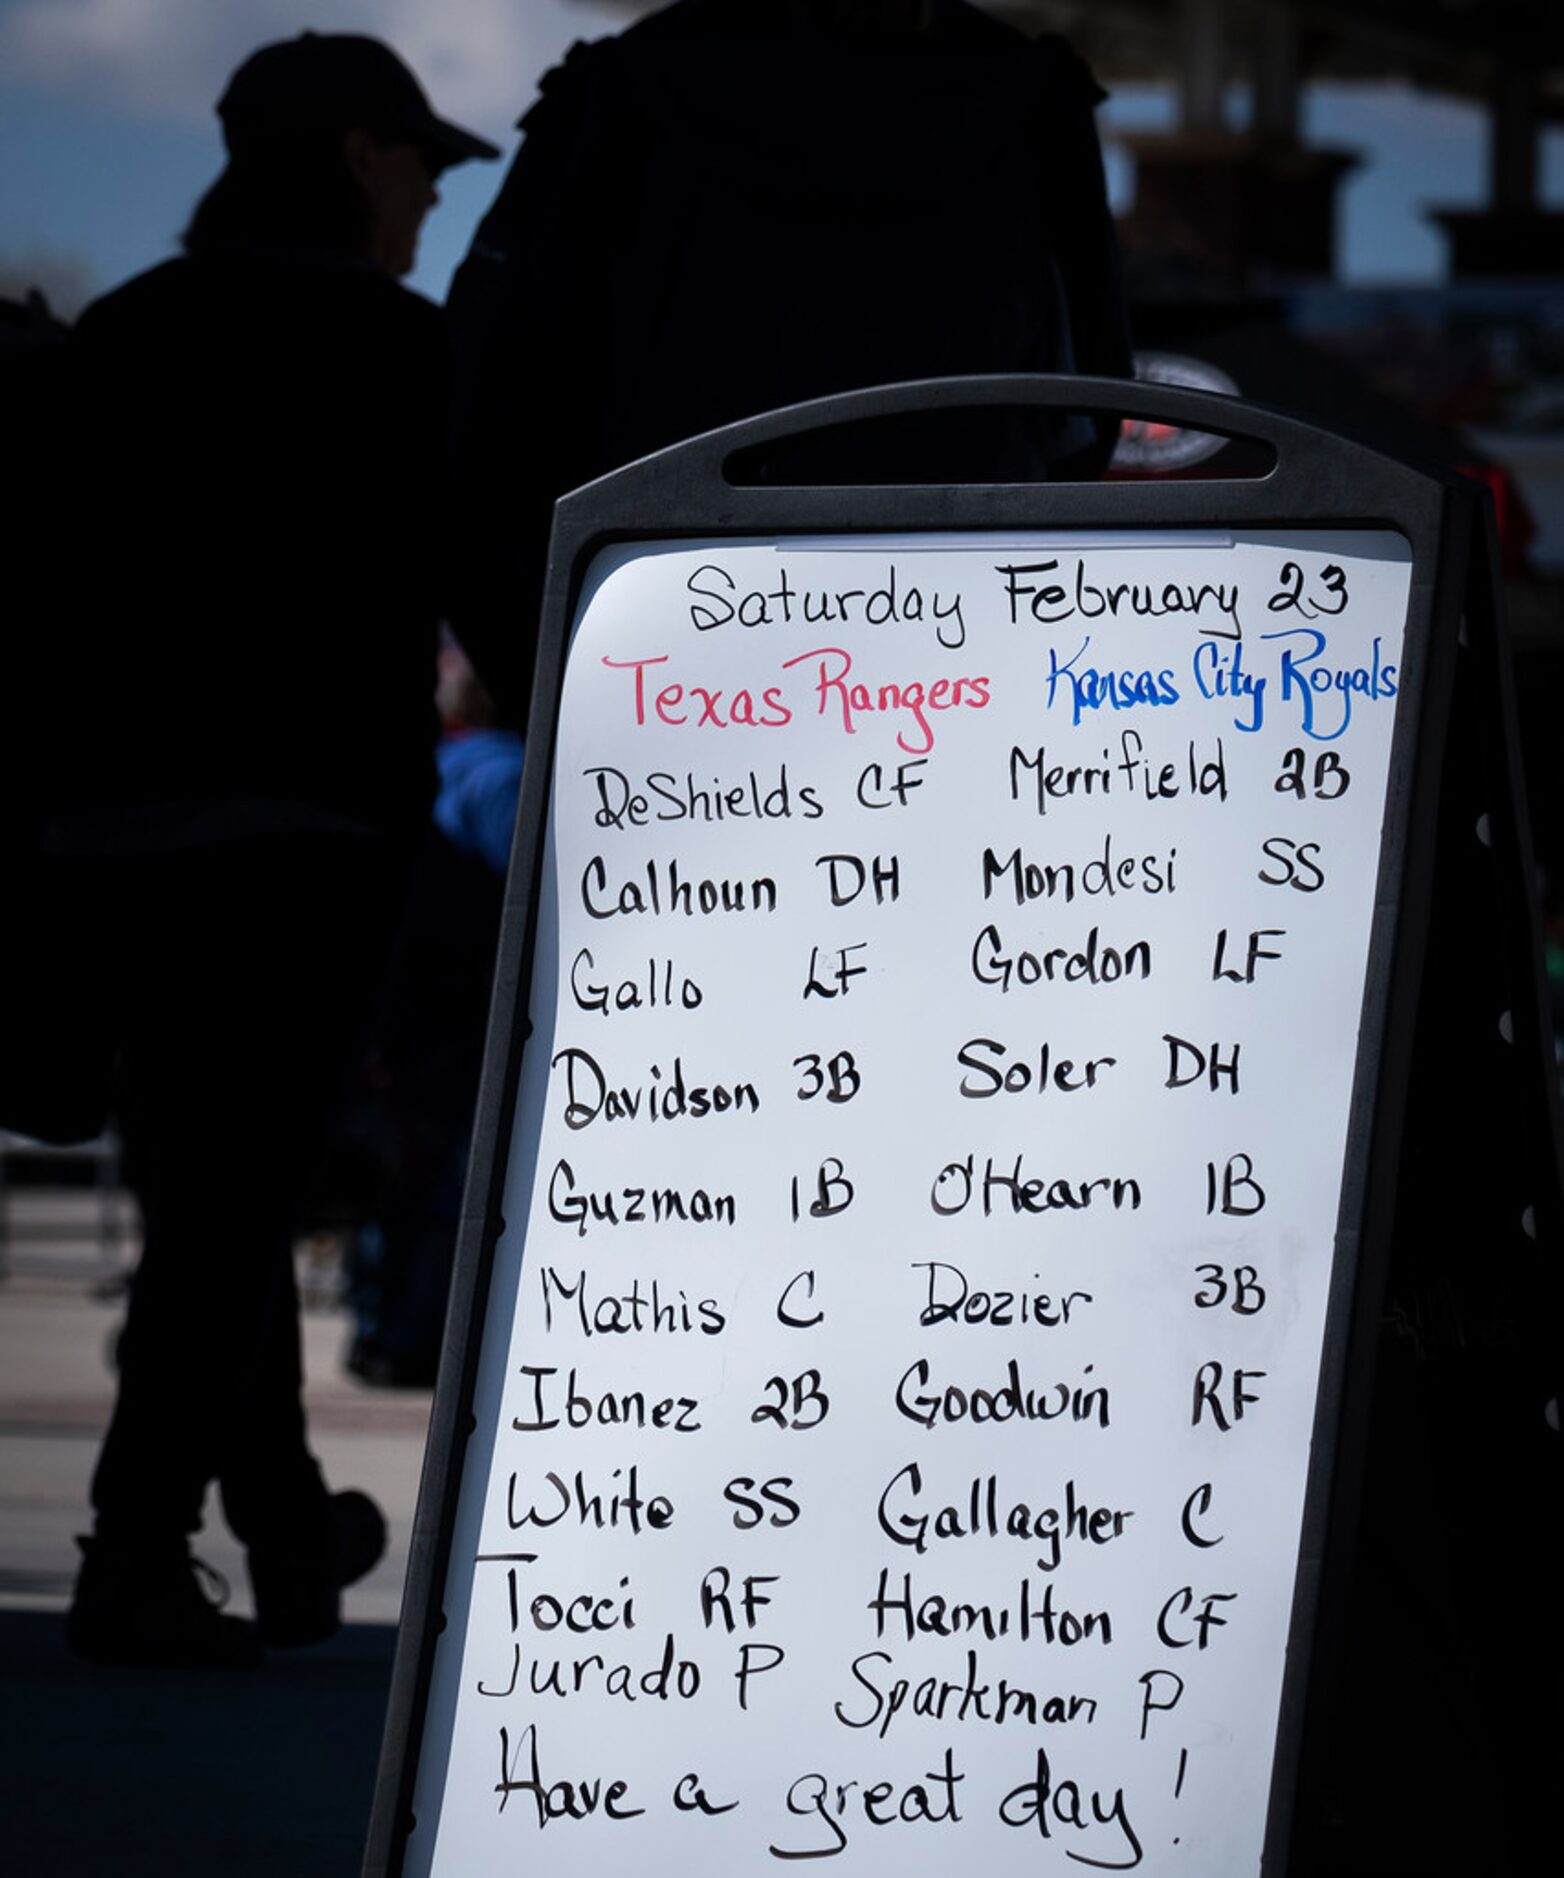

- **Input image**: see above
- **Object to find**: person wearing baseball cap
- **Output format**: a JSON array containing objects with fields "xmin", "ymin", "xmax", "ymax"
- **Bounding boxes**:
[
  {"xmin": 49, "ymin": 36, "xmax": 499, "ymax": 1669},
  {"xmin": 219, "ymin": 30, "xmax": 500, "ymax": 167},
  {"xmin": 190, "ymin": 30, "xmax": 499, "ymax": 276}
]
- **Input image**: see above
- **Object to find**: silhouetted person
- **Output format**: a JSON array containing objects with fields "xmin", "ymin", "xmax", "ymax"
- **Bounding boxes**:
[
  {"xmin": 445, "ymin": 0, "xmax": 1131, "ymax": 707},
  {"xmin": 42, "ymin": 33, "xmax": 497, "ymax": 1667},
  {"xmin": 344, "ymin": 641, "xmax": 519, "ymax": 1389}
]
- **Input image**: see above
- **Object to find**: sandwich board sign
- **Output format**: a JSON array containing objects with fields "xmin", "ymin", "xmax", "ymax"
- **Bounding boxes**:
[{"xmin": 364, "ymin": 377, "xmax": 1560, "ymax": 1875}]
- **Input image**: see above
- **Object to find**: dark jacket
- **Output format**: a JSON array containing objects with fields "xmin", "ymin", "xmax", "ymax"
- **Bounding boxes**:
[
  {"xmin": 446, "ymin": 0, "xmax": 1132, "ymax": 709},
  {"xmin": 60, "ymin": 245, "xmax": 451, "ymax": 836}
]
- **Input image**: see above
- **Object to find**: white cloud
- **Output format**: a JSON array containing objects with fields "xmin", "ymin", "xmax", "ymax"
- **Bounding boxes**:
[{"xmin": 0, "ymin": 0, "xmax": 644, "ymax": 136}]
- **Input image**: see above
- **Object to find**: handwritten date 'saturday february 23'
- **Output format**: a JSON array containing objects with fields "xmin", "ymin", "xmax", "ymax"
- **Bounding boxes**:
[{"xmin": 598, "ymin": 557, "xmax": 1395, "ymax": 750}]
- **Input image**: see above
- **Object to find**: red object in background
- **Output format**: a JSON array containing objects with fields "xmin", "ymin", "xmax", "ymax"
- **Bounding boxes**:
[{"xmin": 1457, "ymin": 459, "xmax": 1537, "ymax": 578}]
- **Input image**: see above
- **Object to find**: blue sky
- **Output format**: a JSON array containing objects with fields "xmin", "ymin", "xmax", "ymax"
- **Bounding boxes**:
[{"xmin": 2, "ymin": 0, "xmax": 1559, "ymax": 317}]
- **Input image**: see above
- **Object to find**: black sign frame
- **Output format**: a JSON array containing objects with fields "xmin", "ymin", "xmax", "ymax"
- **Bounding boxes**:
[{"xmin": 363, "ymin": 374, "xmax": 1526, "ymax": 1877}]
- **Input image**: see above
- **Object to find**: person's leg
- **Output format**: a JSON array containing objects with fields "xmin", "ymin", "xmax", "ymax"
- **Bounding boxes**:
[
  {"xmin": 73, "ymin": 834, "xmax": 406, "ymax": 1661},
  {"xmin": 71, "ymin": 844, "xmax": 288, "ymax": 1664},
  {"xmin": 217, "ymin": 1222, "xmax": 383, "ymax": 1649}
]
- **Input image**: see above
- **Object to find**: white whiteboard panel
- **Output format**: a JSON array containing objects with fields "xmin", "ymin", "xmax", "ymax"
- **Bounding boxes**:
[{"xmin": 406, "ymin": 527, "xmax": 1413, "ymax": 1876}]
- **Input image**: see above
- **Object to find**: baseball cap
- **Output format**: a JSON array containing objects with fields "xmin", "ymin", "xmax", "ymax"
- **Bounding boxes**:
[{"xmin": 217, "ymin": 32, "xmax": 500, "ymax": 167}]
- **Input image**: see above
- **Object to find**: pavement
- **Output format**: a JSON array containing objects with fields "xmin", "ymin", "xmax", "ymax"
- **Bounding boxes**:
[{"xmin": 0, "ymin": 1189, "xmax": 433, "ymax": 1877}]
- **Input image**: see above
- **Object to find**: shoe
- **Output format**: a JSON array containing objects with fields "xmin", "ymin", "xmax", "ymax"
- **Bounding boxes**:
[
  {"xmin": 66, "ymin": 1535, "xmax": 263, "ymax": 1669},
  {"xmin": 247, "ymin": 1489, "xmax": 387, "ymax": 1649}
]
